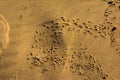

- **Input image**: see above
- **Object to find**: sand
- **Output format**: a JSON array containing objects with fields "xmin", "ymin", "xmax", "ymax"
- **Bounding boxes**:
[{"xmin": 0, "ymin": 0, "xmax": 120, "ymax": 80}]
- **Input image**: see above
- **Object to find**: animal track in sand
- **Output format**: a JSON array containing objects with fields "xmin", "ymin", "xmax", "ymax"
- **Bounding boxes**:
[
  {"xmin": 102, "ymin": 0, "xmax": 120, "ymax": 54},
  {"xmin": 26, "ymin": 1, "xmax": 120, "ymax": 79},
  {"xmin": 26, "ymin": 17, "xmax": 115, "ymax": 80},
  {"xmin": 68, "ymin": 48, "xmax": 114, "ymax": 80}
]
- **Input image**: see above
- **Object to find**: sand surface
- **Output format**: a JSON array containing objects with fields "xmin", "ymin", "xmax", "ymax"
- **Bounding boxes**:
[{"xmin": 0, "ymin": 0, "xmax": 120, "ymax": 80}]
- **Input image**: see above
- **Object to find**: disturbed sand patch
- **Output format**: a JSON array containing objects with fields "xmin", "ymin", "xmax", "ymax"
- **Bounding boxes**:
[
  {"xmin": 26, "ymin": 17, "xmax": 115, "ymax": 80},
  {"xmin": 0, "ymin": 15, "xmax": 10, "ymax": 54}
]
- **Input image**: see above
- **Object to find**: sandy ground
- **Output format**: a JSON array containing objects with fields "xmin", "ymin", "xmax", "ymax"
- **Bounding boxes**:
[{"xmin": 0, "ymin": 0, "xmax": 120, "ymax": 80}]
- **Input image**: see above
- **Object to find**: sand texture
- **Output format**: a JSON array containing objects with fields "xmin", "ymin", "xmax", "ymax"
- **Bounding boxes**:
[{"xmin": 0, "ymin": 0, "xmax": 120, "ymax": 80}]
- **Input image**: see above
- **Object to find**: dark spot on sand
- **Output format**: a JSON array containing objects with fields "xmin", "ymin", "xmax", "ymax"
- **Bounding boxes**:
[{"xmin": 112, "ymin": 27, "xmax": 117, "ymax": 32}]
